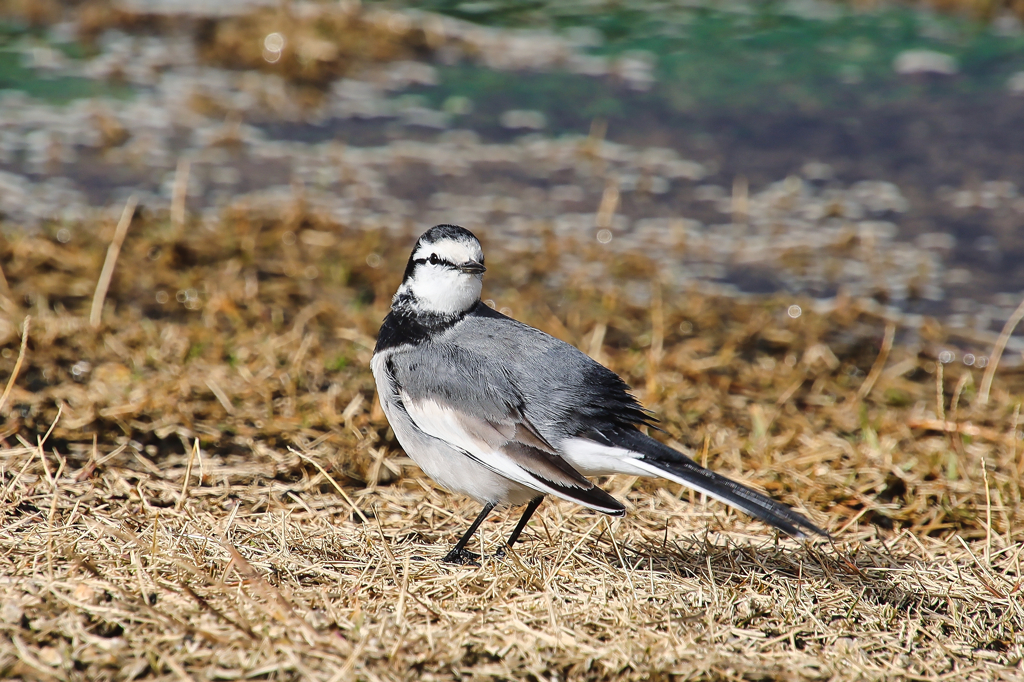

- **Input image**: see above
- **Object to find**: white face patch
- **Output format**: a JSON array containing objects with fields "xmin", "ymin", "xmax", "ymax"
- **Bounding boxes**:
[
  {"xmin": 411, "ymin": 237, "xmax": 483, "ymax": 266},
  {"xmin": 398, "ymin": 236, "xmax": 485, "ymax": 315}
]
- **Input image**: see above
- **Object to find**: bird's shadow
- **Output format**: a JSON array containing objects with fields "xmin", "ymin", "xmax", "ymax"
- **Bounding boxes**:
[
  {"xmin": 388, "ymin": 523, "xmax": 935, "ymax": 619},
  {"xmin": 547, "ymin": 528, "xmax": 938, "ymax": 615}
]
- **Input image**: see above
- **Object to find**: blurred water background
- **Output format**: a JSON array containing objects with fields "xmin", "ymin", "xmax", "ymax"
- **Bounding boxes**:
[{"xmin": 2, "ymin": 0, "xmax": 1024, "ymax": 362}]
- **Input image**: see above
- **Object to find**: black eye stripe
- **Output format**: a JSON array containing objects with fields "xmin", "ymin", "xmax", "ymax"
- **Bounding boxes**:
[{"xmin": 414, "ymin": 255, "xmax": 457, "ymax": 268}]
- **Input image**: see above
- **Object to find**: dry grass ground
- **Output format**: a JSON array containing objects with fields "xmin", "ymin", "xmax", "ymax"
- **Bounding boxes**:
[{"xmin": 1, "ymin": 202, "xmax": 1023, "ymax": 680}]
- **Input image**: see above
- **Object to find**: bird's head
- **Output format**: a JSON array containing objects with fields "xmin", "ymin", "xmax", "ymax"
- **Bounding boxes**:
[{"xmin": 394, "ymin": 224, "xmax": 486, "ymax": 315}]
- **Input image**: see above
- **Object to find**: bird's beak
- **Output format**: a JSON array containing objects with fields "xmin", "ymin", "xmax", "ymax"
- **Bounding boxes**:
[{"xmin": 458, "ymin": 260, "xmax": 486, "ymax": 274}]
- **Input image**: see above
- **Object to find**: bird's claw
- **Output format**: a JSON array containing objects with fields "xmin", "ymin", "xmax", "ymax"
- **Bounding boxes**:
[
  {"xmin": 442, "ymin": 546, "xmax": 521, "ymax": 565},
  {"xmin": 442, "ymin": 548, "xmax": 481, "ymax": 566}
]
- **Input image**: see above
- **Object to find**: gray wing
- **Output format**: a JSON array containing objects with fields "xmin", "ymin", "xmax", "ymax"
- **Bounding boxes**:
[
  {"xmin": 391, "ymin": 305, "xmax": 651, "ymax": 445},
  {"xmin": 393, "ymin": 390, "xmax": 623, "ymax": 513},
  {"xmin": 385, "ymin": 307, "xmax": 633, "ymax": 513}
]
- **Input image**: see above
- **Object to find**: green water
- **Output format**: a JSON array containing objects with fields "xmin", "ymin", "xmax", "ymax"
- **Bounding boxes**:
[
  {"xmin": 3, "ymin": 2, "xmax": 1022, "ymax": 113},
  {"xmin": 394, "ymin": 0, "xmax": 1024, "ymax": 113},
  {"xmin": 0, "ymin": 21, "xmax": 130, "ymax": 103}
]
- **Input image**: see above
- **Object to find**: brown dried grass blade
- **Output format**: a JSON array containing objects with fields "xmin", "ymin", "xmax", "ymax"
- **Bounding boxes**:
[
  {"xmin": 0, "ymin": 314, "xmax": 29, "ymax": 414},
  {"xmin": 979, "ymin": 296, "xmax": 1024, "ymax": 406},
  {"xmin": 171, "ymin": 157, "xmax": 190, "ymax": 227},
  {"xmin": 89, "ymin": 195, "xmax": 138, "ymax": 328},
  {"xmin": 176, "ymin": 439, "xmax": 200, "ymax": 511},
  {"xmin": 855, "ymin": 321, "xmax": 895, "ymax": 401},
  {"xmin": 291, "ymin": 446, "xmax": 370, "ymax": 524}
]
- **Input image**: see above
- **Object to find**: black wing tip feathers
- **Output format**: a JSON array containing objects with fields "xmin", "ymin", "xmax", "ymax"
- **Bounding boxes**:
[
  {"xmin": 577, "ymin": 486, "xmax": 625, "ymax": 517},
  {"xmin": 559, "ymin": 478, "xmax": 625, "ymax": 517}
]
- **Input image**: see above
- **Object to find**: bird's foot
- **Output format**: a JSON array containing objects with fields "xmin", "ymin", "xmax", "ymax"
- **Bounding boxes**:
[{"xmin": 441, "ymin": 548, "xmax": 481, "ymax": 566}]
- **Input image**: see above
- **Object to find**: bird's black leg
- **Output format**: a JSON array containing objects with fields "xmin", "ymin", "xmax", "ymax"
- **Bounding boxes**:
[
  {"xmin": 496, "ymin": 496, "xmax": 544, "ymax": 557},
  {"xmin": 442, "ymin": 502, "xmax": 496, "ymax": 565}
]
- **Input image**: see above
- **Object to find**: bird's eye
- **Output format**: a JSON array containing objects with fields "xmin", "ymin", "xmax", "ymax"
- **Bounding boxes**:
[{"xmin": 429, "ymin": 254, "xmax": 440, "ymax": 265}]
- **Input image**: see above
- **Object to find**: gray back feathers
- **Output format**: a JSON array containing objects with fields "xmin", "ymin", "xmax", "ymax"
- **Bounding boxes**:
[{"xmin": 388, "ymin": 304, "xmax": 650, "ymax": 445}]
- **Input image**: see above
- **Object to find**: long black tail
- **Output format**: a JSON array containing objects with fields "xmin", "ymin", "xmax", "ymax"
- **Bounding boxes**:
[{"xmin": 601, "ymin": 427, "xmax": 829, "ymax": 539}]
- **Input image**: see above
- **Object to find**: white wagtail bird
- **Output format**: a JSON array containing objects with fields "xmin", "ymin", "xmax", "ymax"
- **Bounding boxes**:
[{"xmin": 371, "ymin": 224, "xmax": 828, "ymax": 564}]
